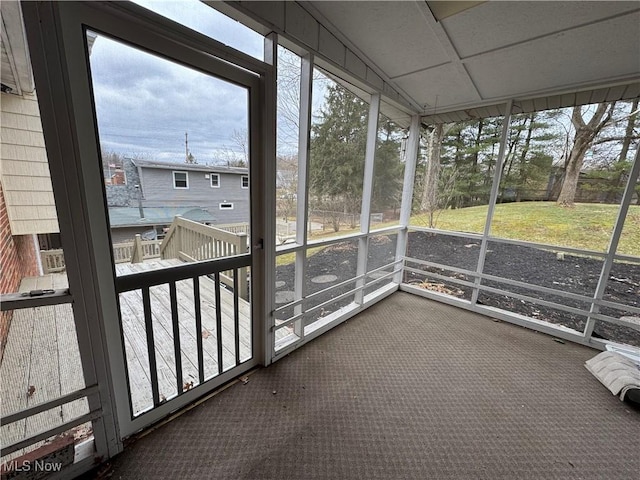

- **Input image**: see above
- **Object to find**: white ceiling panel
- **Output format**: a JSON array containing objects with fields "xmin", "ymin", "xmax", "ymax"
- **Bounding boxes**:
[
  {"xmin": 310, "ymin": 1, "xmax": 449, "ymax": 78},
  {"xmin": 394, "ymin": 62, "xmax": 479, "ymax": 110},
  {"xmin": 466, "ymin": 12, "xmax": 640, "ymax": 100},
  {"xmin": 441, "ymin": 1, "xmax": 640, "ymax": 59}
]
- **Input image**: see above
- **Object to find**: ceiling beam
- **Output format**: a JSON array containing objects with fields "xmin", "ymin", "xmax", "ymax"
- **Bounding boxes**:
[{"xmin": 412, "ymin": 0, "xmax": 482, "ymax": 112}]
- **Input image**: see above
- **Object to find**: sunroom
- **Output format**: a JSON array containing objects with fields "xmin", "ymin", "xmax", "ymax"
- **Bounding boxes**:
[{"xmin": 0, "ymin": 1, "xmax": 639, "ymax": 478}]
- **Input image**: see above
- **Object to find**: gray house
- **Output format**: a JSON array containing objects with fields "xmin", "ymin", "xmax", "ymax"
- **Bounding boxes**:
[{"xmin": 106, "ymin": 158, "xmax": 250, "ymax": 227}]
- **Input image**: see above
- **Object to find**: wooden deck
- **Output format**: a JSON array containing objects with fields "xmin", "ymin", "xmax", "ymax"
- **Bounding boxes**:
[
  {"xmin": 1, "ymin": 259, "xmax": 255, "ymax": 460},
  {"xmin": 0, "ymin": 273, "xmax": 88, "ymax": 461},
  {"xmin": 116, "ymin": 259, "xmax": 253, "ymax": 415}
]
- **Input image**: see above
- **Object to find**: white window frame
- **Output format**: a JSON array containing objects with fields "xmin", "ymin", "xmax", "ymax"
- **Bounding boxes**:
[
  {"xmin": 210, "ymin": 173, "xmax": 220, "ymax": 188},
  {"xmin": 241, "ymin": 175, "xmax": 249, "ymax": 189},
  {"xmin": 172, "ymin": 171, "xmax": 189, "ymax": 189},
  {"xmin": 219, "ymin": 202, "xmax": 234, "ymax": 210}
]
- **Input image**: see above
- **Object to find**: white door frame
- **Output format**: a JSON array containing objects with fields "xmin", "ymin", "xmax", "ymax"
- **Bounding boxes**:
[{"xmin": 22, "ymin": 0, "xmax": 271, "ymax": 442}]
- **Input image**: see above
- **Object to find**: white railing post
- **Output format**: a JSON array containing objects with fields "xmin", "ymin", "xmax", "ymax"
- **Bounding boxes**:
[
  {"xmin": 355, "ymin": 93, "xmax": 380, "ymax": 305},
  {"xmin": 238, "ymin": 233, "xmax": 249, "ymax": 301},
  {"xmin": 131, "ymin": 234, "xmax": 143, "ymax": 263},
  {"xmin": 471, "ymin": 100, "xmax": 513, "ymax": 305},
  {"xmin": 394, "ymin": 115, "xmax": 421, "ymax": 284}
]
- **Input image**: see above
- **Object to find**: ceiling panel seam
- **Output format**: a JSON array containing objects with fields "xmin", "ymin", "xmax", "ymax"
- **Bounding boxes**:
[
  {"xmin": 456, "ymin": 7, "xmax": 640, "ymax": 61},
  {"xmin": 388, "ymin": 60, "xmax": 452, "ymax": 81},
  {"xmin": 413, "ymin": 0, "xmax": 482, "ymax": 105}
]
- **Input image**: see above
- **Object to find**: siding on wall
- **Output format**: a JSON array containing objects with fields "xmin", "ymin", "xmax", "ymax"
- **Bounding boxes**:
[
  {"xmin": 0, "ymin": 183, "xmax": 38, "ymax": 361},
  {"xmin": 0, "ymin": 92, "xmax": 58, "ymax": 235},
  {"xmin": 140, "ymin": 168, "xmax": 250, "ymax": 224}
]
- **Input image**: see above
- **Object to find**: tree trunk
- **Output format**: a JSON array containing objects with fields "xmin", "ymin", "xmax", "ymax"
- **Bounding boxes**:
[
  {"xmin": 420, "ymin": 124, "xmax": 444, "ymax": 227},
  {"xmin": 557, "ymin": 103, "xmax": 616, "ymax": 207},
  {"xmin": 619, "ymin": 98, "xmax": 638, "ymax": 163}
]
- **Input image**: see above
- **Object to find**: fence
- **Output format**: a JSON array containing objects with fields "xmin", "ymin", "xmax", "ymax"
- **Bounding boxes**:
[{"xmin": 309, "ymin": 210, "xmax": 384, "ymax": 229}]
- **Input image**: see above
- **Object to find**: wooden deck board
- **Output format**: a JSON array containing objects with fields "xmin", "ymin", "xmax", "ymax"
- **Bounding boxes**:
[
  {"xmin": 24, "ymin": 305, "xmax": 62, "ymax": 444},
  {"xmin": 1, "ymin": 258, "xmax": 256, "ymax": 457}
]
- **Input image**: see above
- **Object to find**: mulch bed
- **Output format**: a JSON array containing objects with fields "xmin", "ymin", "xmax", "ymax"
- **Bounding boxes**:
[
  {"xmin": 274, "ymin": 231, "xmax": 640, "ymax": 347},
  {"xmin": 405, "ymin": 231, "xmax": 640, "ymax": 347}
]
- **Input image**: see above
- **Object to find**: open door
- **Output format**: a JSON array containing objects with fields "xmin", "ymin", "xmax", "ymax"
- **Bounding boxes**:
[{"xmin": 22, "ymin": 1, "xmax": 268, "ymax": 439}]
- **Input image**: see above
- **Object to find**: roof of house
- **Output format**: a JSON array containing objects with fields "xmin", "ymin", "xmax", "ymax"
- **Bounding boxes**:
[
  {"xmin": 132, "ymin": 159, "xmax": 248, "ymax": 175},
  {"xmin": 108, "ymin": 206, "xmax": 216, "ymax": 228}
]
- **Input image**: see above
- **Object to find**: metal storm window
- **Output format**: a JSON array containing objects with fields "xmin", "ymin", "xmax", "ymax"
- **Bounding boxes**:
[
  {"xmin": 241, "ymin": 175, "xmax": 249, "ymax": 189},
  {"xmin": 219, "ymin": 202, "xmax": 234, "ymax": 210},
  {"xmin": 173, "ymin": 171, "xmax": 188, "ymax": 189},
  {"xmin": 210, "ymin": 173, "xmax": 220, "ymax": 188}
]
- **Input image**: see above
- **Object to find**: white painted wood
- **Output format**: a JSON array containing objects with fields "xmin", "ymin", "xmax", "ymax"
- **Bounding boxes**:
[
  {"xmin": 355, "ymin": 93, "xmax": 379, "ymax": 305},
  {"xmin": 394, "ymin": 115, "xmax": 420, "ymax": 284},
  {"xmin": 318, "ymin": 26, "xmax": 344, "ymax": 67},
  {"xmin": 471, "ymin": 100, "xmax": 513, "ymax": 305},
  {"xmin": 285, "ymin": 2, "xmax": 319, "ymax": 51}
]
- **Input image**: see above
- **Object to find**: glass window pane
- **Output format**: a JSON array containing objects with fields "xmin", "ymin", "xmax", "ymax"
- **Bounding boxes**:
[
  {"xmin": 132, "ymin": 0, "xmax": 264, "ymax": 60},
  {"xmin": 371, "ymin": 112, "xmax": 406, "ymax": 229},
  {"xmin": 404, "ymin": 231, "xmax": 479, "ymax": 301},
  {"xmin": 304, "ymin": 240, "xmax": 359, "ymax": 331},
  {"xmin": 411, "ymin": 117, "xmax": 504, "ymax": 234},
  {"xmin": 276, "ymin": 46, "xmax": 301, "ymax": 245},
  {"xmin": 88, "ymin": 32, "xmax": 250, "ymax": 273},
  {"xmin": 309, "ymin": 69, "xmax": 369, "ymax": 240},
  {"xmin": 1, "ymin": 89, "xmax": 91, "ymax": 463}
]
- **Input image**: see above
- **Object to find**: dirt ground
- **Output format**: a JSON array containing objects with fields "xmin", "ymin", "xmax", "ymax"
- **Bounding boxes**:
[{"xmin": 274, "ymin": 231, "xmax": 639, "ymax": 347}]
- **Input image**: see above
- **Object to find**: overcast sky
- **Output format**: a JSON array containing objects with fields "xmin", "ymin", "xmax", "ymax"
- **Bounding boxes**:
[{"xmin": 89, "ymin": 0, "xmax": 265, "ymax": 165}]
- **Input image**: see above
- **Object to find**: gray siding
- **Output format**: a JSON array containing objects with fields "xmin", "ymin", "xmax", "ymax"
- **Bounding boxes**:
[{"xmin": 139, "ymin": 168, "xmax": 250, "ymax": 224}]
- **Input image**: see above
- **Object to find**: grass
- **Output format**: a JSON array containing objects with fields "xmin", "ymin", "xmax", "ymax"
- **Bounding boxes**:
[
  {"xmin": 274, "ymin": 202, "xmax": 640, "ymax": 266},
  {"xmin": 410, "ymin": 202, "xmax": 640, "ymax": 257}
]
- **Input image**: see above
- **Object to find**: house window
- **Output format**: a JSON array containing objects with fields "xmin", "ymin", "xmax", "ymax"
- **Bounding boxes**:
[
  {"xmin": 210, "ymin": 173, "xmax": 220, "ymax": 188},
  {"xmin": 241, "ymin": 175, "xmax": 249, "ymax": 189},
  {"xmin": 219, "ymin": 202, "xmax": 234, "ymax": 210},
  {"xmin": 173, "ymin": 171, "xmax": 188, "ymax": 189}
]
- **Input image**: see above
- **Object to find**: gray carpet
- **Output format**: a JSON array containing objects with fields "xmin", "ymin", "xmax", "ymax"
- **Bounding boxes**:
[{"xmin": 103, "ymin": 292, "xmax": 640, "ymax": 479}]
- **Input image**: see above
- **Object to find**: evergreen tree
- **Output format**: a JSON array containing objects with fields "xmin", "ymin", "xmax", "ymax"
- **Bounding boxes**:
[{"xmin": 309, "ymin": 84, "xmax": 368, "ymax": 228}]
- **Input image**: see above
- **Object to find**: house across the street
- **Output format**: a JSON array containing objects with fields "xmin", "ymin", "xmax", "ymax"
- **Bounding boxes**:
[{"xmin": 105, "ymin": 158, "xmax": 250, "ymax": 241}]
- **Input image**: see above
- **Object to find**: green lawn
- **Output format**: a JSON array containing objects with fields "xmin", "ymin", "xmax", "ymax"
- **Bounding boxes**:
[
  {"xmin": 275, "ymin": 202, "xmax": 639, "ymax": 265},
  {"xmin": 411, "ymin": 202, "xmax": 640, "ymax": 257}
]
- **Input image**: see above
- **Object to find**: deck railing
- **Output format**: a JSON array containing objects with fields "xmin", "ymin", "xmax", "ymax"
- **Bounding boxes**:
[
  {"xmin": 217, "ymin": 222, "xmax": 250, "ymax": 236},
  {"xmin": 41, "ymin": 239, "xmax": 162, "ymax": 273},
  {"xmin": 41, "ymin": 249, "xmax": 66, "ymax": 274},
  {"xmin": 160, "ymin": 216, "xmax": 249, "ymax": 300}
]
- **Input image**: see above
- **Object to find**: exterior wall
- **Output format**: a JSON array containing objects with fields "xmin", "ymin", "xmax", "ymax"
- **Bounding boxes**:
[
  {"xmin": 0, "ymin": 92, "xmax": 58, "ymax": 234},
  {"xmin": 0, "ymin": 183, "xmax": 38, "ymax": 360},
  {"xmin": 105, "ymin": 159, "xmax": 142, "ymax": 207},
  {"xmin": 139, "ymin": 168, "xmax": 250, "ymax": 224}
]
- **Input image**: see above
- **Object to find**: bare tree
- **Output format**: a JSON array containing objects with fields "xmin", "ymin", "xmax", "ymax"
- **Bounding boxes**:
[
  {"xmin": 556, "ymin": 102, "xmax": 616, "ymax": 207},
  {"xmin": 419, "ymin": 124, "xmax": 444, "ymax": 227}
]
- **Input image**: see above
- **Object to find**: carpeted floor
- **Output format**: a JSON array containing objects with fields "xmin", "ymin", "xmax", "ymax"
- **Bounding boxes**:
[{"xmin": 101, "ymin": 292, "xmax": 640, "ymax": 479}]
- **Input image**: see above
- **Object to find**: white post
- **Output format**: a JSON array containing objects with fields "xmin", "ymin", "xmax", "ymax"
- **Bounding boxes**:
[
  {"xmin": 355, "ymin": 93, "xmax": 380, "ymax": 304},
  {"xmin": 471, "ymin": 99, "xmax": 513, "ymax": 305},
  {"xmin": 394, "ymin": 115, "xmax": 421, "ymax": 284},
  {"xmin": 293, "ymin": 51, "xmax": 314, "ymax": 339}
]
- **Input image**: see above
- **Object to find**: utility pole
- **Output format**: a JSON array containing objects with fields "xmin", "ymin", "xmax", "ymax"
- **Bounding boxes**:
[{"xmin": 185, "ymin": 131, "xmax": 189, "ymax": 163}]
